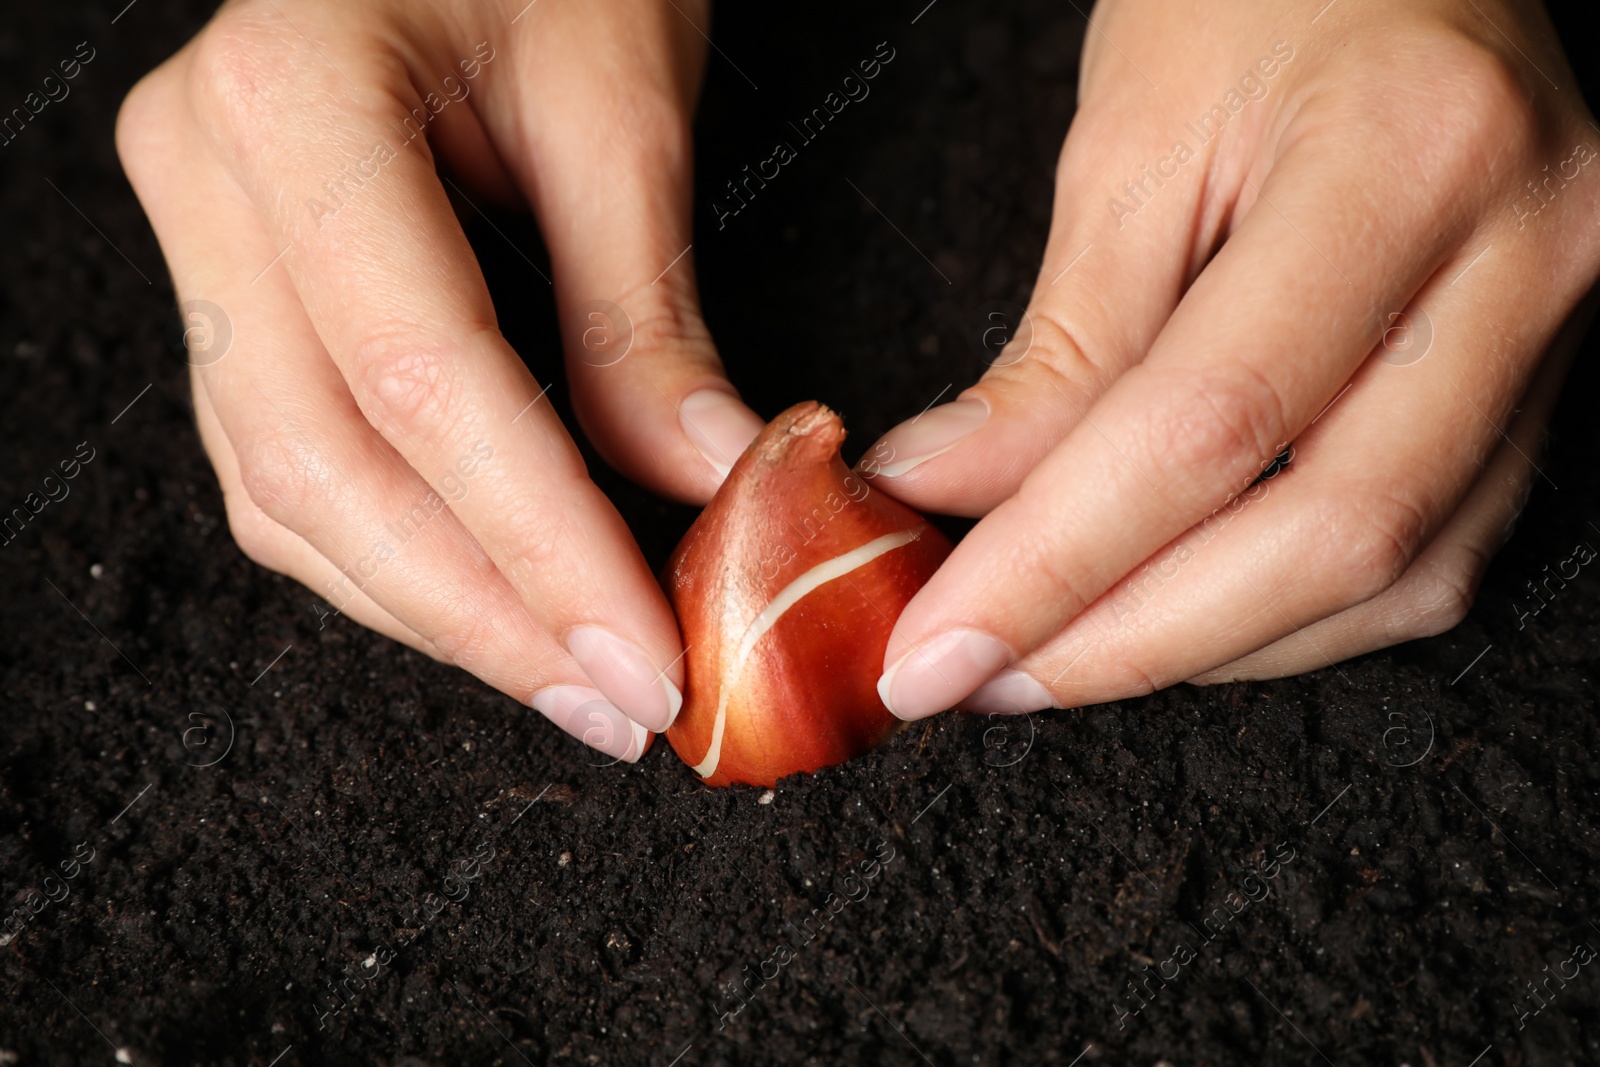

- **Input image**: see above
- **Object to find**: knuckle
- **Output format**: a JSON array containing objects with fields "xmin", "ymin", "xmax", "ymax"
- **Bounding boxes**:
[
  {"xmin": 1032, "ymin": 641, "xmax": 1162, "ymax": 706},
  {"xmin": 1315, "ymin": 488, "xmax": 1430, "ymax": 604},
  {"xmin": 1094, "ymin": 659, "xmax": 1163, "ymax": 700},
  {"xmin": 234, "ymin": 431, "xmax": 341, "ymax": 526},
  {"xmin": 424, "ymin": 606, "xmax": 493, "ymax": 667},
  {"xmin": 501, "ymin": 501, "xmax": 576, "ymax": 582},
  {"xmin": 1008, "ymin": 306, "xmax": 1114, "ymax": 396},
  {"xmin": 1401, "ymin": 550, "xmax": 1485, "ymax": 639},
  {"xmin": 350, "ymin": 331, "xmax": 459, "ymax": 439},
  {"xmin": 607, "ymin": 292, "xmax": 711, "ymax": 362},
  {"xmin": 187, "ymin": 4, "xmax": 297, "ymax": 147},
  {"xmin": 1311, "ymin": 33, "xmax": 1537, "ymax": 203},
  {"xmin": 1003, "ymin": 513, "xmax": 1100, "ymax": 619},
  {"xmin": 1132, "ymin": 366, "xmax": 1289, "ymax": 495},
  {"xmin": 1402, "ymin": 36, "xmax": 1538, "ymax": 180},
  {"xmin": 1434, "ymin": 42, "xmax": 1536, "ymax": 146}
]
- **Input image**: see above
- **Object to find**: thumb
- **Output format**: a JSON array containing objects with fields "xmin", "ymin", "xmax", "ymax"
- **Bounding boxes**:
[{"xmin": 859, "ymin": 81, "xmax": 1230, "ymax": 516}]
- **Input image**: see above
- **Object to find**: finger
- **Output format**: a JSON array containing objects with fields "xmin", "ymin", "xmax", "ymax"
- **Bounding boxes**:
[
  {"xmin": 503, "ymin": 0, "xmax": 763, "ymax": 500},
  {"xmin": 860, "ymin": 80, "xmax": 1206, "ymax": 515},
  {"xmin": 1187, "ymin": 291, "xmax": 1592, "ymax": 684},
  {"xmin": 861, "ymin": 33, "xmax": 1325, "ymax": 514},
  {"xmin": 200, "ymin": 280, "xmax": 653, "ymax": 764},
  {"xmin": 1186, "ymin": 407, "xmax": 1535, "ymax": 684},
  {"xmin": 185, "ymin": 8, "xmax": 685, "ymax": 730},
  {"xmin": 204, "ymin": 375, "xmax": 656, "ymax": 770},
  {"xmin": 967, "ymin": 246, "xmax": 1593, "ymax": 711},
  {"xmin": 200, "ymin": 271, "xmax": 653, "ymax": 762},
  {"xmin": 194, "ymin": 365, "xmax": 436, "ymax": 656},
  {"xmin": 877, "ymin": 86, "xmax": 1527, "ymax": 719},
  {"xmin": 119, "ymin": 67, "xmax": 648, "ymax": 762}
]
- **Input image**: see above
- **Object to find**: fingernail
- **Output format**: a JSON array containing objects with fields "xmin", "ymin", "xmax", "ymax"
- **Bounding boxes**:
[
  {"xmin": 680, "ymin": 389, "xmax": 764, "ymax": 479},
  {"xmin": 875, "ymin": 399, "xmax": 989, "ymax": 478},
  {"xmin": 530, "ymin": 686, "xmax": 649, "ymax": 762},
  {"xmin": 963, "ymin": 669, "xmax": 1055, "ymax": 714},
  {"xmin": 565, "ymin": 626, "xmax": 684, "ymax": 732},
  {"xmin": 877, "ymin": 628, "xmax": 1012, "ymax": 721}
]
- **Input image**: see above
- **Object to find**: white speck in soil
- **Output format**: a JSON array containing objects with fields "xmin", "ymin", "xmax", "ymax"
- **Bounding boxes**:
[
  {"xmin": 758, "ymin": 789, "xmax": 775, "ymax": 805},
  {"xmin": 90, "ymin": 564, "xmax": 104, "ymax": 579}
]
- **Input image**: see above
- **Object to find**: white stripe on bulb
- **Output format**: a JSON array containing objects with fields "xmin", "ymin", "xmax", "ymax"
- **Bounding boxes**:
[{"xmin": 692, "ymin": 525, "xmax": 925, "ymax": 778}]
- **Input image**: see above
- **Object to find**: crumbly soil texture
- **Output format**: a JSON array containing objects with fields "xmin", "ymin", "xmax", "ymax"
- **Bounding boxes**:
[{"xmin": 4, "ymin": 2, "xmax": 1600, "ymax": 1065}]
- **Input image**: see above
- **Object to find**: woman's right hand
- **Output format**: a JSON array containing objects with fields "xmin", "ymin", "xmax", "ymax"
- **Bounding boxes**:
[{"xmin": 117, "ymin": 0, "xmax": 766, "ymax": 761}]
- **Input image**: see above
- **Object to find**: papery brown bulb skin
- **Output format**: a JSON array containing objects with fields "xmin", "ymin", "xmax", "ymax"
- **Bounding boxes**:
[{"xmin": 665, "ymin": 402, "xmax": 953, "ymax": 788}]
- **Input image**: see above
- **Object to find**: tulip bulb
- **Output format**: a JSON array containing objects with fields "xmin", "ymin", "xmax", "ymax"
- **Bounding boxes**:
[{"xmin": 665, "ymin": 401, "xmax": 954, "ymax": 787}]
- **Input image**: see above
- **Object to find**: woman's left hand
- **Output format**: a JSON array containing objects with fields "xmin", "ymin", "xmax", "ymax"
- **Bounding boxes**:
[{"xmin": 864, "ymin": 0, "xmax": 1600, "ymax": 718}]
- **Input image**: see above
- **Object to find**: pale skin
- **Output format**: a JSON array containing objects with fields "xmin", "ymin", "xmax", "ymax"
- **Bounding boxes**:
[
  {"xmin": 869, "ymin": 0, "xmax": 1600, "ymax": 719},
  {"xmin": 116, "ymin": 0, "xmax": 771, "ymax": 761},
  {"xmin": 118, "ymin": 0, "xmax": 1600, "ymax": 752}
]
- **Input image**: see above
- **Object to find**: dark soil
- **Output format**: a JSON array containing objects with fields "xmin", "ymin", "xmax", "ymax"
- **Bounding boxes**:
[{"xmin": 4, "ymin": 2, "xmax": 1600, "ymax": 1065}]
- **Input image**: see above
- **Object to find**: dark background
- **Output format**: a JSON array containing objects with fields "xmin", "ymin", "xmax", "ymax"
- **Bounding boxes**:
[{"xmin": 4, "ymin": 1, "xmax": 1600, "ymax": 1064}]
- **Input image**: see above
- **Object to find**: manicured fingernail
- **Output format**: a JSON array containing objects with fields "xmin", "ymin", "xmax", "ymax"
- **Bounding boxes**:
[
  {"xmin": 680, "ymin": 389, "xmax": 764, "ymax": 479},
  {"xmin": 565, "ymin": 626, "xmax": 683, "ymax": 732},
  {"xmin": 877, "ymin": 628, "xmax": 1012, "ymax": 721},
  {"xmin": 875, "ymin": 399, "xmax": 989, "ymax": 478},
  {"xmin": 963, "ymin": 669, "xmax": 1055, "ymax": 714},
  {"xmin": 530, "ymin": 686, "xmax": 649, "ymax": 762}
]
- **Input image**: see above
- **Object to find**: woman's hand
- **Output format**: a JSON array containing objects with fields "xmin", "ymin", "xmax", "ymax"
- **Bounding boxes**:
[
  {"xmin": 866, "ymin": 0, "xmax": 1600, "ymax": 717},
  {"xmin": 117, "ymin": 0, "xmax": 765, "ymax": 758}
]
